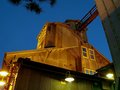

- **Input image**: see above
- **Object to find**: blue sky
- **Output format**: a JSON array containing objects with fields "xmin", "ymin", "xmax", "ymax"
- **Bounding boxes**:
[{"xmin": 0, "ymin": 0, "xmax": 112, "ymax": 66}]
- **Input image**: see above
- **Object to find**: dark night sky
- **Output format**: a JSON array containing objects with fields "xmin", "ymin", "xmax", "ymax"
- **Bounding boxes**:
[{"xmin": 0, "ymin": 0, "xmax": 112, "ymax": 67}]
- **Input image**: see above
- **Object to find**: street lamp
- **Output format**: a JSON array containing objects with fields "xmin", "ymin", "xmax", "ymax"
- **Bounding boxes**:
[
  {"xmin": 106, "ymin": 73, "xmax": 114, "ymax": 79},
  {"xmin": 0, "ymin": 81, "xmax": 6, "ymax": 86},
  {"xmin": 0, "ymin": 71, "xmax": 8, "ymax": 77},
  {"xmin": 65, "ymin": 71, "xmax": 74, "ymax": 82}
]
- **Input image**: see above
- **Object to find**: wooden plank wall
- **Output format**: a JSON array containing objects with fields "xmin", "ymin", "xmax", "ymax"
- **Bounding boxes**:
[{"xmin": 14, "ymin": 66, "xmax": 102, "ymax": 90}]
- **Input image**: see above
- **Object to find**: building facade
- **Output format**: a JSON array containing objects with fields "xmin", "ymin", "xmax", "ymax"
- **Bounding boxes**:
[
  {"xmin": 95, "ymin": 0, "xmax": 120, "ymax": 89},
  {"xmin": 3, "ymin": 20, "xmax": 110, "ymax": 75}
]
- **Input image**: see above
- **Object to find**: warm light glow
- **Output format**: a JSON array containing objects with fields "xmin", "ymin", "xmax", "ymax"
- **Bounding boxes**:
[
  {"xmin": 60, "ymin": 81, "xmax": 66, "ymax": 85},
  {"xmin": 0, "ymin": 71, "xmax": 8, "ymax": 76},
  {"xmin": 65, "ymin": 77, "xmax": 74, "ymax": 82},
  {"xmin": 0, "ymin": 81, "xmax": 6, "ymax": 86},
  {"xmin": 106, "ymin": 73, "xmax": 114, "ymax": 79}
]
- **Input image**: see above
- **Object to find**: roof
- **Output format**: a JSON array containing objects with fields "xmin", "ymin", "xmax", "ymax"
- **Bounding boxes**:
[
  {"xmin": 17, "ymin": 58, "xmax": 113, "ymax": 82},
  {"xmin": 96, "ymin": 63, "xmax": 114, "ymax": 72}
]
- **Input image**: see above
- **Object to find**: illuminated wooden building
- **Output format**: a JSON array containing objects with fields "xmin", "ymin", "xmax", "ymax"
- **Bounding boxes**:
[
  {"xmin": 3, "ymin": 20, "xmax": 110, "ymax": 75},
  {"xmin": 1, "ymin": 20, "xmax": 113, "ymax": 90}
]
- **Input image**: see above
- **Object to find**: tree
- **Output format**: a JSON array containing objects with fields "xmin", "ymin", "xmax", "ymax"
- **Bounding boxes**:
[{"xmin": 9, "ymin": 0, "xmax": 56, "ymax": 14}]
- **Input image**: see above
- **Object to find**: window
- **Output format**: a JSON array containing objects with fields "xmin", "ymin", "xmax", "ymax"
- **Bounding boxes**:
[
  {"xmin": 84, "ymin": 68, "xmax": 96, "ymax": 75},
  {"xmin": 90, "ymin": 71, "xmax": 96, "ymax": 75},
  {"xmin": 90, "ymin": 71, "xmax": 93, "ymax": 75},
  {"xmin": 82, "ymin": 46, "xmax": 88, "ymax": 58},
  {"xmin": 86, "ymin": 70, "xmax": 89, "ymax": 74},
  {"xmin": 89, "ymin": 49, "xmax": 95, "ymax": 60}
]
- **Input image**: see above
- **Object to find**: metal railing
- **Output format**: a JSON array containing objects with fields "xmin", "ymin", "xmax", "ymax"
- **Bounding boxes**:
[{"xmin": 78, "ymin": 5, "xmax": 98, "ymax": 31}]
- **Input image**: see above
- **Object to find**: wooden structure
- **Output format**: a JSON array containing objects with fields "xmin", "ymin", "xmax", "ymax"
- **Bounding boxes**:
[
  {"xmin": 1, "ymin": 20, "xmax": 113, "ymax": 90},
  {"xmin": 13, "ymin": 58, "xmax": 114, "ymax": 90},
  {"xmin": 97, "ymin": 63, "xmax": 114, "ymax": 80},
  {"xmin": 3, "ymin": 20, "xmax": 110, "ymax": 74}
]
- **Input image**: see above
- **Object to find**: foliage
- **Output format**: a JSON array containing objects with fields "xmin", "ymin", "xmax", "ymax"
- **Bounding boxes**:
[
  {"xmin": 9, "ymin": 0, "xmax": 21, "ymax": 5},
  {"xmin": 9, "ymin": 0, "xmax": 56, "ymax": 14}
]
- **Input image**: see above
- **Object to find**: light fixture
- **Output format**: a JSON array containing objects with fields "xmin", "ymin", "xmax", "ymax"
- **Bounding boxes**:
[
  {"xmin": 0, "ymin": 71, "xmax": 8, "ymax": 77},
  {"xmin": 106, "ymin": 73, "xmax": 114, "ymax": 79},
  {"xmin": 65, "ymin": 71, "xmax": 74, "ymax": 82},
  {"xmin": 65, "ymin": 77, "xmax": 74, "ymax": 82},
  {"xmin": 0, "ymin": 81, "xmax": 6, "ymax": 86}
]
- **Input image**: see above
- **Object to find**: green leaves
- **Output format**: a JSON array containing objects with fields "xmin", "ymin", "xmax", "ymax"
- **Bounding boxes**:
[
  {"xmin": 9, "ymin": 0, "xmax": 56, "ymax": 14},
  {"xmin": 9, "ymin": 0, "xmax": 21, "ymax": 5},
  {"xmin": 25, "ymin": 2, "xmax": 42, "ymax": 14},
  {"xmin": 50, "ymin": 0, "xmax": 56, "ymax": 6}
]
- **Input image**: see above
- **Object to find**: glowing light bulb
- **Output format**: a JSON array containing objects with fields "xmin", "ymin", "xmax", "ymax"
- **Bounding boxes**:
[
  {"xmin": 106, "ymin": 73, "xmax": 114, "ymax": 79},
  {"xmin": 0, "ymin": 81, "xmax": 6, "ymax": 86},
  {"xmin": 65, "ymin": 77, "xmax": 74, "ymax": 82},
  {"xmin": 0, "ymin": 71, "xmax": 8, "ymax": 76}
]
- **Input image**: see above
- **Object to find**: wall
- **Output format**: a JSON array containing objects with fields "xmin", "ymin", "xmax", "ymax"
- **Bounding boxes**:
[
  {"xmin": 95, "ymin": 0, "xmax": 120, "ymax": 89},
  {"xmin": 95, "ymin": 0, "xmax": 120, "ymax": 77},
  {"xmin": 37, "ymin": 23, "xmax": 82, "ymax": 49},
  {"xmin": 14, "ymin": 62, "xmax": 103, "ymax": 90}
]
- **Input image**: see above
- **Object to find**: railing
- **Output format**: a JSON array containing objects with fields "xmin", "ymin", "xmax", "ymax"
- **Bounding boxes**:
[{"xmin": 78, "ymin": 5, "xmax": 98, "ymax": 31}]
